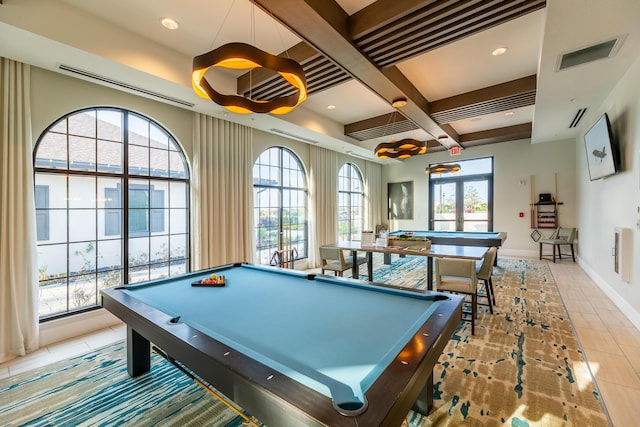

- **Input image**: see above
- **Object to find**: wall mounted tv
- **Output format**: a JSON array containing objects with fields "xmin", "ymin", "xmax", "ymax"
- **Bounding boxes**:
[{"xmin": 584, "ymin": 113, "xmax": 620, "ymax": 181}]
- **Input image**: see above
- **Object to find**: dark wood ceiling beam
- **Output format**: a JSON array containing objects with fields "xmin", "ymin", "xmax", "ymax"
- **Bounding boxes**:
[
  {"xmin": 459, "ymin": 123, "xmax": 532, "ymax": 146},
  {"xmin": 358, "ymin": 0, "xmax": 546, "ymax": 67},
  {"xmin": 253, "ymin": 0, "xmax": 459, "ymax": 147},
  {"xmin": 429, "ymin": 75, "xmax": 537, "ymax": 123},
  {"xmin": 345, "ymin": 112, "xmax": 419, "ymax": 141}
]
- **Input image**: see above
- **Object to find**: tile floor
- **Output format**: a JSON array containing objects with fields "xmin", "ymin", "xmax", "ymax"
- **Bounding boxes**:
[{"xmin": 1, "ymin": 258, "xmax": 638, "ymax": 426}]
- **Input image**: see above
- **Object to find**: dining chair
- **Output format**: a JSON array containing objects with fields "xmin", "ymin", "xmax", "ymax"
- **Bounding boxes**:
[
  {"xmin": 319, "ymin": 247, "xmax": 353, "ymax": 277},
  {"xmin": 435, "ymin": 257, "xmax": 479, "ymax": 335},
  {"xmin": 476, "ymin": 247, "xmax": 498, "ymax": 313},
  {"xmin": 539, "ymin": 227, "xmax": 576, "ymax": 263}
]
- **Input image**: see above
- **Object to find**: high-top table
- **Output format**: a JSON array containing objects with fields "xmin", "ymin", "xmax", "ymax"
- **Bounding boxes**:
[{"xmin": 323, "ymin": 241, "xmax": 489, "ymax": 290}]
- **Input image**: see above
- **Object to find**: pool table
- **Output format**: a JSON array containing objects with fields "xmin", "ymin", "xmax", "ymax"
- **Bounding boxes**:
[
  {"xmin": 101, "ymin": 263, "xmax": 463, "ymax": 427},
  {"xmin": 385, "ymin": 230, "xmax": 507, "ymax": 265}
]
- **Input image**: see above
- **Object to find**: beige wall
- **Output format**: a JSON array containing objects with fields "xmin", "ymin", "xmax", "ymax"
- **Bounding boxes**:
[
  {"xmin": 576, "ymin": 56, "xmax": 640, "ymax": 328},
  {"xmin": 382, "ymin": 138, "xmax": 577, "ymax": 257},
  {"xmin": 30, "ymin": 67, "xmax": 194, "ymax": 160}
]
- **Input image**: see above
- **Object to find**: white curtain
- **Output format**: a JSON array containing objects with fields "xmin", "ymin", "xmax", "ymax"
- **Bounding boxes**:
[
  {"xmin": 308, "ymin": 145, "xmax": 337, "ymax": 268},
  {"xmin": 0, "ymin": 58, "xmax": 39, "ymax": 361},
  {"xmin": 364, "ymin": 160, "xmax": 383, "ymax": 231},
  {"xmin": 191, "ymin": 113, "xmax": 254, "ymax": 269}
]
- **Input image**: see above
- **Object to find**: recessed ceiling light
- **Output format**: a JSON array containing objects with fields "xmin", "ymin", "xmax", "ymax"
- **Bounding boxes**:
[
  {"xmin": 505, "ymin": 111, "xmax": 514, "ymax": 116},
  {"xmin": 327, "ymin": 104, "xmax": 336, "ymax": 110},
  {"xmin": 161, "ymin": 18, "xmax": 179, "ymax": 30},
  {"xmin": 492, "ymin": 47, "xmax": 507, "ymax": 56}
]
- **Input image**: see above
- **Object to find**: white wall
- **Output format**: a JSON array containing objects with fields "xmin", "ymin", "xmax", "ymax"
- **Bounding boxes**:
[
  {"xmin": 382, "ymin": 138, "xmax": 577, "ymax": 257},
  {"xmin": 577, "ymin": 56, "xmax": 640, "ymax": 329}
]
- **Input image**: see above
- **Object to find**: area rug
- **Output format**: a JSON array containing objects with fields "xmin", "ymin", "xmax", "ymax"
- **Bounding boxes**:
[
  {"xmin": 0, "ymin": 258, "xmax": 610, "ymax": 426},
  {"xmin": 405, "ymin": 257, "xmax": 609, "ymax": 427},
  {"xmin": 0, "ymin": 342, "xmax": 255, "ymax": 426}
]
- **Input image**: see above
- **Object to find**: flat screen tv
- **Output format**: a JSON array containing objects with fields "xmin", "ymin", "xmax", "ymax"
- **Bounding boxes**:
[{"xmin": 584, "ymin": 113, "xmax": 620, "ymax": 181}]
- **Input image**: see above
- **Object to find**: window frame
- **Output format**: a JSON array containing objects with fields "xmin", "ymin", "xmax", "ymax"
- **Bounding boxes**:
[
  {"xmin": 33, "ymin": 107, "xmax": 190, "ymax": 320},
  {"xmin": 338, "ymin": 163, "xmax": 364, "ymax": 241}
]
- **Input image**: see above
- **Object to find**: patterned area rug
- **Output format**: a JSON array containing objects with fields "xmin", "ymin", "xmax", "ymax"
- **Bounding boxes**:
[
  {"xmin": 1, "ymin": 257, "xmax": 609, "ymax": 426},
  {"xmin": 400, "ymin": 257, "xmax": 609, "ymax": 426},
  {"xmin": 0, "ymin": 342, "xmax": 253, "ymax": 426}
]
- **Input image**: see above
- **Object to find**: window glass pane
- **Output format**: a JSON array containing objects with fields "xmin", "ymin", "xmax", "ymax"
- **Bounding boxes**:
[
  {"xmin": 98, "ymin": 239, "xmax": 122, "ymax": 270},
  {"xmin": 170, "ymin": 182, "xmax": 187, "ymax": 208},
  {"xmin": 150, "ymin": 235, "xmax": 170, "ymax": 263},
  {"xmin": 69, "ymin": 136, "xmax": 96, "ymax": 172},
  {"xmin": 98, "ymin": 178, "xmax": 122, "ymax": 208},
  {"xmin": 129, "ymin": 237, "xmax": 150, "ymax": 267},
  {"xmin": 69, "ymin": 210, "xmax": 96, "ymax": 242},
  {"xmin": 170, "ymin": 208, "xmax": 187, "ymax": 234},
  {"xmin": 170, "ymin": 234, "xmax": 187, "ymax": 260},
  {"xmin": 98, "ymin": 140, "xmax": 123, "ymax": 174},
  {"xmin": 68, "ymin": 110, "xmax": 96, "ymax": 138},
  {"xmin": 98, "ymin": 269, "xmax": 122, "ymax": 290},
  {"xmin": 150, "ymin": 148, "xmax": 169, "ymax": 177},
  {"xmin": 69, "ymin": 175, "xmax": 96, "ymax": 209},
  {"xmin": 170, "ymin": 259, "xmax": 187, "ymax": 276},
  {"xmin": 35, "ymin": 133, "xmax": 67, "ymax": 169},
  {"xmin": 149, "ymin": 123, "xmax": 169, "ymax": 149},
  {"xmin": 36, "ymin": 174, "xmax": 67, "ymax": 209},
  {"xmin": 128, "ymin": 114, "xmax": 149, "ymax": 146},
  {"xmin": 129, "ymin": 145, "xmax": 149, "ymax": 175},
  {"xmin": 49, "ymin": 119, "xmax": 66, "ymax": 134},
  {"xmin": 169, "ymin": 151, "xmax": 187, "ymax": 178},
  {"xmin": 38, "ymin": 243, "xmax": 68, "ymax": 280},
  {"xmin": 129, "ymin": 265, "xmax": 150, "ymax": 284},
  {"xmin": 97, "ymin": 109, "xmax": 123, "ymax": 142},
  {"xmin": 69, "ymin": 241, "xmax": 97, "ymax": 276},
  {"xmin": 150, "ymin": 263, "xmax": 169, "ymax": 281},
  {"xmin": 69, "ymin": 274, "xmax": 98, "ymax": 310}
]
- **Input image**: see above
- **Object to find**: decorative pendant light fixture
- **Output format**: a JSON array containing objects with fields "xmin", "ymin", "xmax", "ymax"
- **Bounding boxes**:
[
  {"xmin": 192, "ymin": 43, "xmax": 307, "ymax": 114},
  {"xmin": 425, "ymin": 163, "xmax": 461, "ymax": 174},
  {"xmin": 374, "ymin": 139, "xmax": 427, "ymax": 159},
  {"xmin": 373, "ymin": 109, "xmax": 427, "ymax": 159},
  {"xmin": 191, "ymin": 1, "xmax": 307, "ymax": 115}
]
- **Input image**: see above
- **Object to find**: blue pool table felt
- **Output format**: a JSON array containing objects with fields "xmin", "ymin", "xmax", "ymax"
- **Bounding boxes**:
[{"xmin": 123, "ymin": 264, "xmax": 442, "ymax": 409}]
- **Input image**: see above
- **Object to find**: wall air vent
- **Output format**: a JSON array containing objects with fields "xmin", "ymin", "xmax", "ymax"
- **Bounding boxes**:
[
  {"xmin": 57, "ymin": 64, "xmax": 195, "ymax": 107},
  {"xmin": 557, "ymin": 37, "xmax": 624, "ymax": 71},
  {"xmin": 269, "ymin": 128, "xmax": 319, "ymax": 145},
  {"xmin": 569, "ymin": 108, "xmax": 588, "ymax": 128}
]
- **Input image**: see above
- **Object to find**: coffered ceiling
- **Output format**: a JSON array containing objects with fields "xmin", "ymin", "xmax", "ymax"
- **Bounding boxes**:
[{"xmin": 1, "ymin": 0, "xmax": 639, "ymax": 162}]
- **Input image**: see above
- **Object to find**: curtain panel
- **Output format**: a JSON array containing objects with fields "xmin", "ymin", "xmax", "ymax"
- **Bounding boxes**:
[
  {"xmin": 308, "ymin": 146, "xmax": 337, "ymax": 268},
  {"xmin": 0, "ymin": 57, "xmax": 39, "ymax": 361},
  {"xmin": 191, "ymin": 113, "xmax": 254, "ymax": 270}
]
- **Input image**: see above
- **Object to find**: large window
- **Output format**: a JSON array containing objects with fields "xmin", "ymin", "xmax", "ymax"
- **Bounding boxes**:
[
  {"xmin": 34, "ymin": 108, "xmax": 190, "ymax": 319},
  {"xmin": 428, "ymin": 157, "xmax": 494, "ymax": 232},
  {"xmin": 253, "ymin": 147, "xmax": 308, "ymax": 264},
  {"xmin": 338, "ymin": 163, "xmax": 364, "ymax": 241}
]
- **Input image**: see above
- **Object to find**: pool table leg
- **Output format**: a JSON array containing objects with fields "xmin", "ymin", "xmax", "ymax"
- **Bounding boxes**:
[
  {"xmin": 411, "ymin": 371, "xmax": 434, "ymax": 415},
  {"xmin": 127, "ymin": 326, "xmax": 150, "ymax": 377}
]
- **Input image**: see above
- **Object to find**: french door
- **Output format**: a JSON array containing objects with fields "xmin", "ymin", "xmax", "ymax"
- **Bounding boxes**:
[{"xmin": 428, "ymin": 158, "xmax": 493, "ymax": 232}]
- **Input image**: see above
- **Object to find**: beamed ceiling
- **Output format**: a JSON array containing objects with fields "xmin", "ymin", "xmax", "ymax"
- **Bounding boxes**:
[
  {"xmin": 1, "ymin": 0, "xmax": 639, "ymax": 161},
  {"xmin": 244, "ymin": 0, "xmax": 545, "ymax": 151}
]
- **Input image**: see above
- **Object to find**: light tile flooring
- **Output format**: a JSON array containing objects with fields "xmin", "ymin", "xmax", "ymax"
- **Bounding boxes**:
[{"xmin": 1, "ymin": 258, "xmax": 639, "ymax": 426}]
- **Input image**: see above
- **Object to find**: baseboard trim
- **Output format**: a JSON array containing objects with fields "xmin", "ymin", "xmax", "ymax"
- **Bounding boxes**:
[{"xmin": 578, "ymin": 257, "xmax": 640, "ymax": 331}]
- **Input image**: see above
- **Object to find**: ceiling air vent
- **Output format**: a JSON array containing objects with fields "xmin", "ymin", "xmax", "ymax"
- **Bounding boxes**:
[
  {"xmin": 57, "ymin": 64, "xmax": 195, "ymax": 107},
  {"xmin": 557, "ymin": 37, "xmax": 624, "ymax": 71},
  {"xmin": 569, "ymin": 108, "xmax": 588, "ymax": 128}
]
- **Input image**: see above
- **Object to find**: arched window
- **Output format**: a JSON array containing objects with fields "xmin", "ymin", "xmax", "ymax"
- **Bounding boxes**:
[
  {"xmin": 34, "ymin": 108, "xmax": 190, "ymax": 319},
  {"xmin": 338, "ymin": 163, "xmax": 364, "ymax": 241},
  {"xmin": 253, "ymin": 147, "xmax": 308, "ymax": 265}
]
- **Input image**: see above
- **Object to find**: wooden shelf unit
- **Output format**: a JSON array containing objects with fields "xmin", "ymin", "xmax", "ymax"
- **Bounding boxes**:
[{"xmin": 533, "ymin": 201, "xmax": 562, "ymax": 229}]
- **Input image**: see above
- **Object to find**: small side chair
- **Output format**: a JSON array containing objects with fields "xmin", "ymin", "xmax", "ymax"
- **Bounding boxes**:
[
  {"xmin": 539, "ymin": 227, "xmax": 576, "ymax": 263},
  {"xmin": 476, "ymin": 246, "xmax": 498, "ymax": 313}
]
